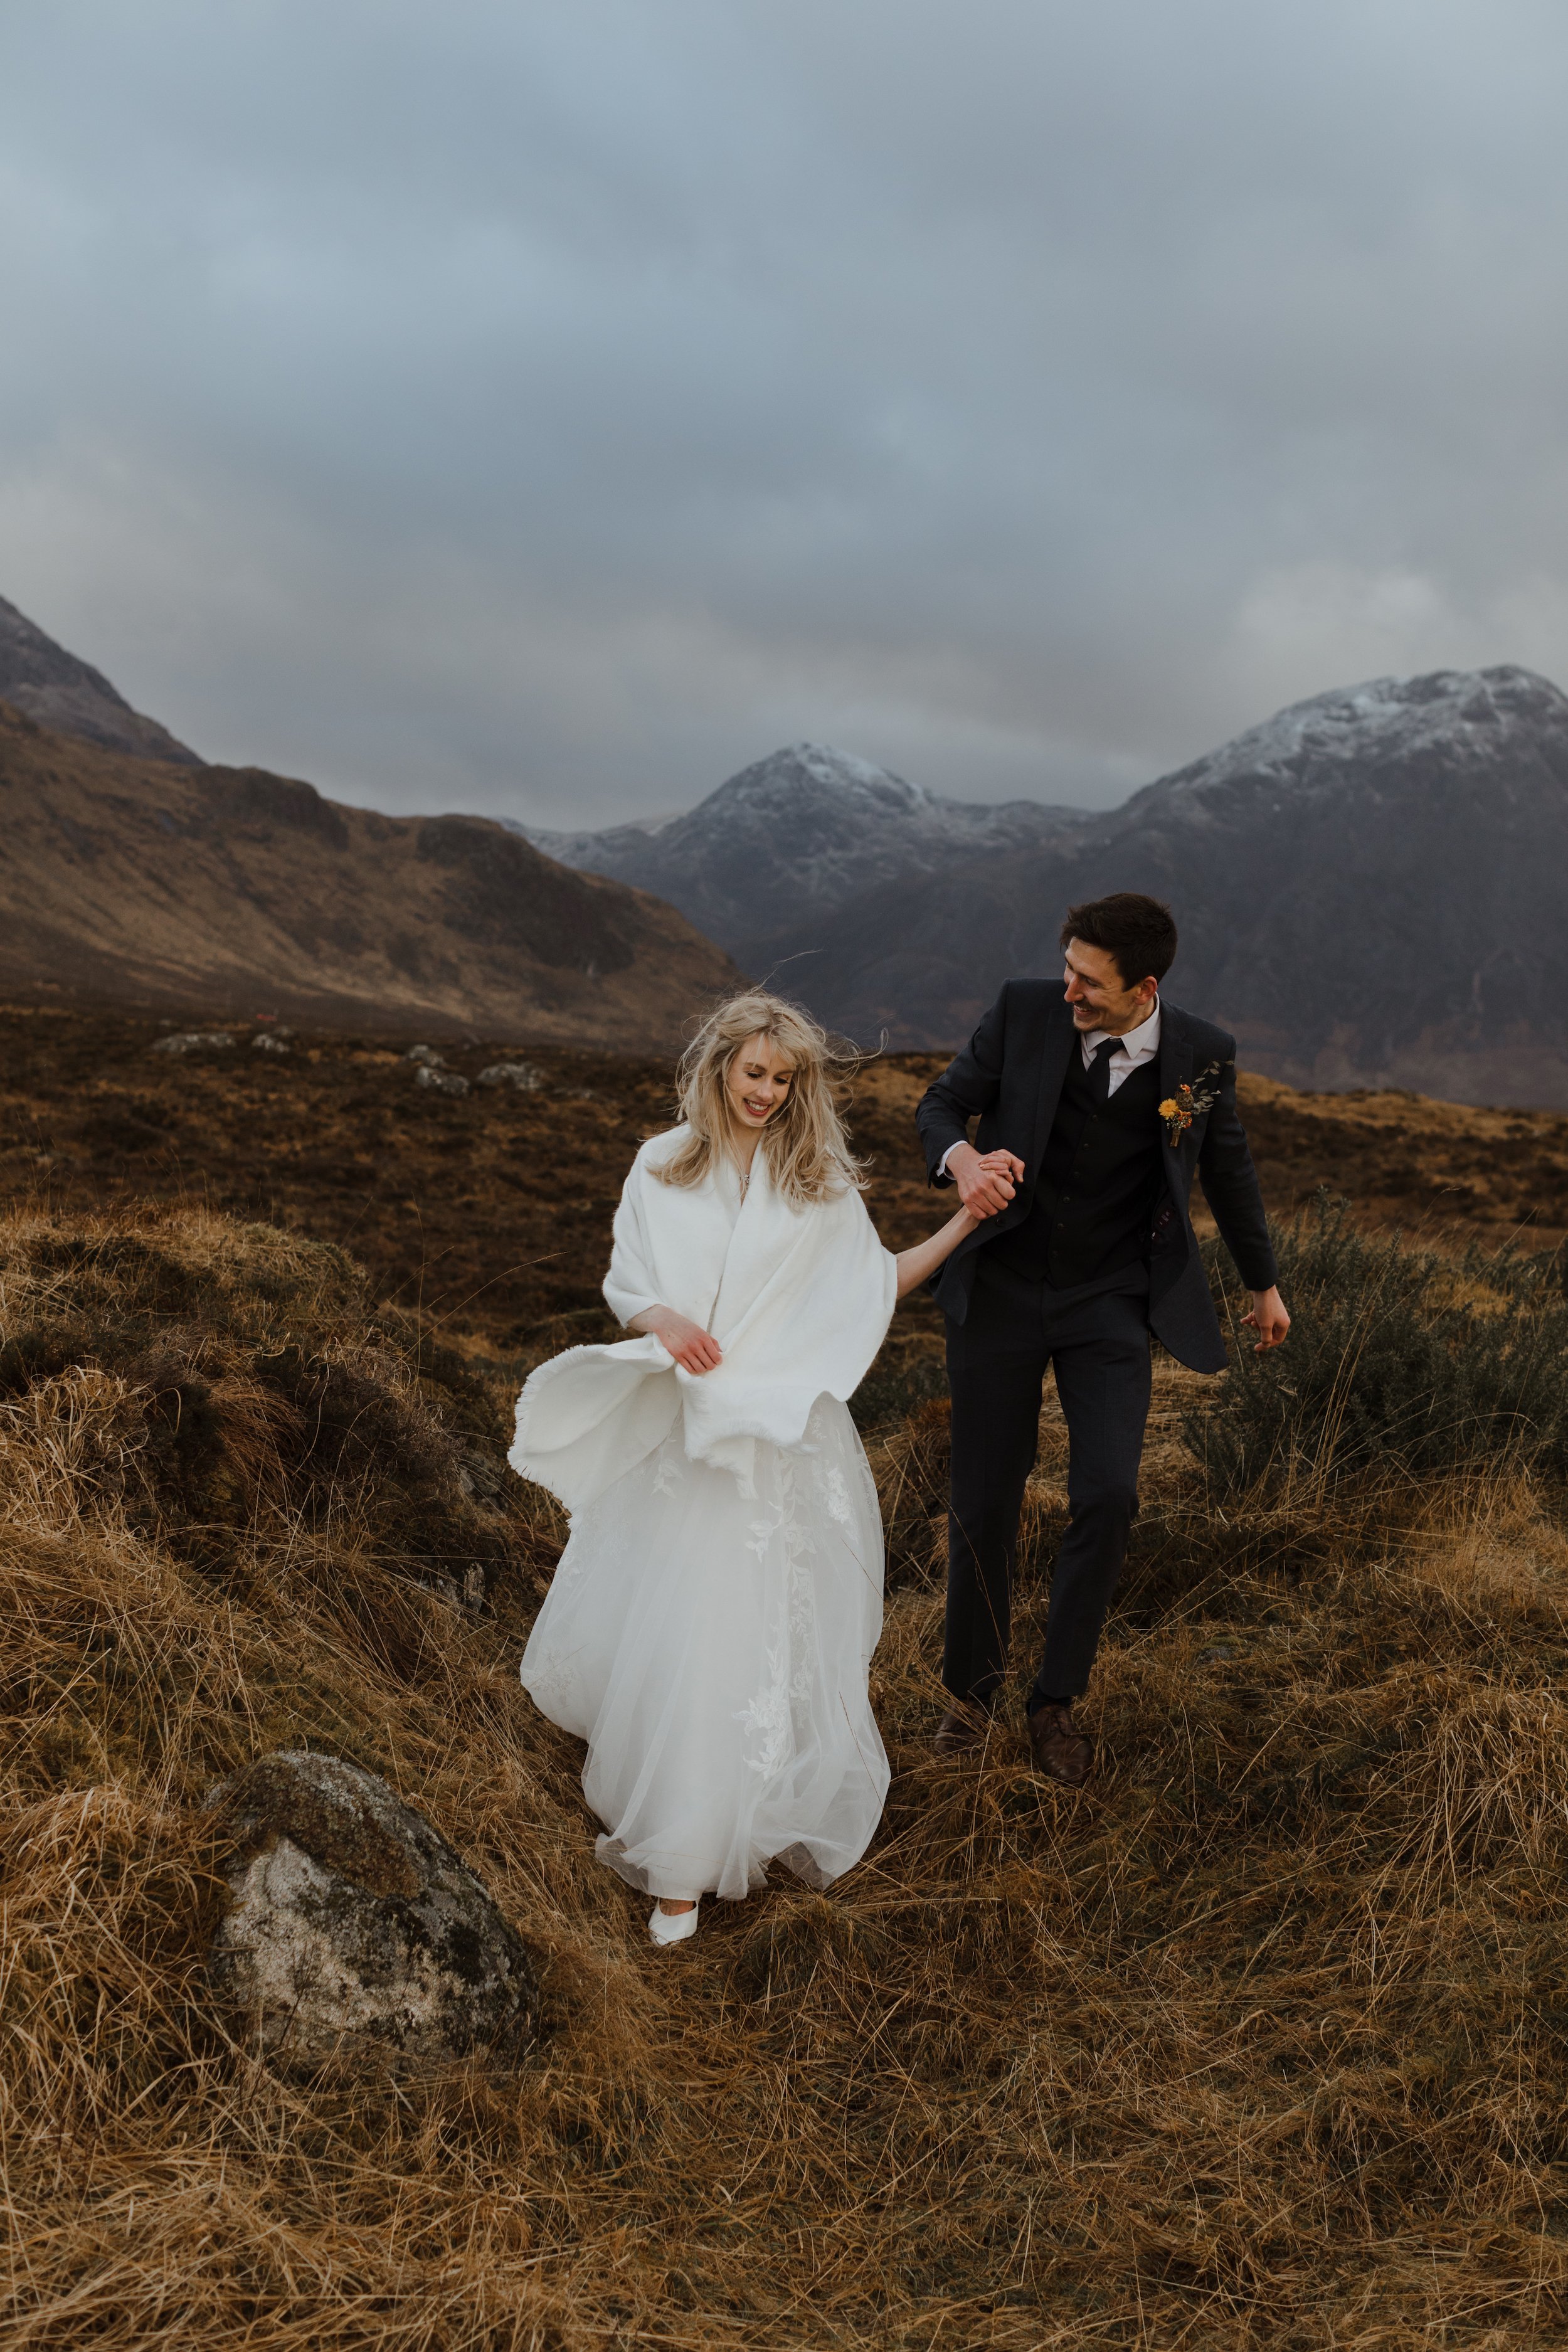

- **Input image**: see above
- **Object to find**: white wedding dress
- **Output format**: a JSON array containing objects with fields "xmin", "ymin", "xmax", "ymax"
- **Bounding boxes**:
[{"xmin": 514, "ymin": 1138, "xmax": 896, "ymax": 1903}]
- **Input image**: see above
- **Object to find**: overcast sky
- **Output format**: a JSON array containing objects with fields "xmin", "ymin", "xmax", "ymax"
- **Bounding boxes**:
[{"xmin": 2, "ymin": 0, "xmax": 1566, "ymax": 826}]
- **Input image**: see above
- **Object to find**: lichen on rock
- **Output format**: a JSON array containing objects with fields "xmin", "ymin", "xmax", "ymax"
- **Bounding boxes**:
[{"xmin": 207, "ymin": 1751, "xmax": 536, "ymax": 2072}]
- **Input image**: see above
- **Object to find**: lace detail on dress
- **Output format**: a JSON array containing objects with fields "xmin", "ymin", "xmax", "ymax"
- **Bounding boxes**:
[
  {"xmin": 652, "ymin": 1434, "xmax": 686, "ymax": 1498},
  {"xmin": 541, "ymin": 1534, "xmax": 588, "ymax": 1607},
  {"xmin": 822, "ymin": 1463, "xmax": 854, "ymax": 1528},
  {"xmin": 734, "ymin": 1439, "xmax": 822, "ymax": 1776},
  {"xmin": 734, "ymin": 1643, "xmax": 791, "ymax": 1778},
  {"xmin": 525, "ymin": 1642, "xmax": 576, "ymax": 1710}
]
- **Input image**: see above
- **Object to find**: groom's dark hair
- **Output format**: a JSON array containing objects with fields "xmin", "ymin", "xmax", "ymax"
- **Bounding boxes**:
[{"xmin": 1060, "ymin": 893, "xmax": 1177, "ymax": 990}]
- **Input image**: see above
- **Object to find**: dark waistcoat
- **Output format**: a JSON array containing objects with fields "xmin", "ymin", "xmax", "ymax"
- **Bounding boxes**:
[{"xmin": 987, "ymin": 1050, "xmax": 1165, "ymax": 1288}]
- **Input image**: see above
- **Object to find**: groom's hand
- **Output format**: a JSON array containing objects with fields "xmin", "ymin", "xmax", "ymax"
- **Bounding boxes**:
[
  {"xmin": 1243, "ymin": 1287, "xmax": 1291, "ymax": 1352},
  {"xmin": 948, "ymin": 1143, "xmax": 1026, "ymax": 1219}
]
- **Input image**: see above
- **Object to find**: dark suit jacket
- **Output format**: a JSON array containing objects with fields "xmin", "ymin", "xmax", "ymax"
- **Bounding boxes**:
[{"xmin": 915, "ymin": 982, "xmax": 1278, "ymax": 1375}]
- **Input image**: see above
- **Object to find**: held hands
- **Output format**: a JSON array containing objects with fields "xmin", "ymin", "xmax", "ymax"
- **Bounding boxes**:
[
  {"xmin": 1243, "ymin": 1287, "xmax": 1291, "ymax": 1352},
  {"xmin": 946, "ymin": 1141, "xmax": 1288, "ymax": 1350},
  {"xmin": 948, "ymin": 1142, "xmax": 1026, "ymax": 1219},
  {"xmin": 630, "ymin": 1305, "xmax": 723, "ymax": 1375}
]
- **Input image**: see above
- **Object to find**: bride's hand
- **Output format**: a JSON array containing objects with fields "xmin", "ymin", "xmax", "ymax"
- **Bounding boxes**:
[{"xmin": 629, "ymin": 1305, "xmax": 723, "ymax": 1375}]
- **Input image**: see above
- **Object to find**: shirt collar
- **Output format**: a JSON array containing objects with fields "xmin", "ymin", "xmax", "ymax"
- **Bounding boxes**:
[{"xmin": 1083, "ymin": 994, "xmax": 1162, "ymax": 1061}]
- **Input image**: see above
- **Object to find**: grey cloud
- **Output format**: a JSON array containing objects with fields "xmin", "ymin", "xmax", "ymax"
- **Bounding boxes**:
[{"xmin": 1, "ymin": 0, "xmax": 1565, "ymax": 826}]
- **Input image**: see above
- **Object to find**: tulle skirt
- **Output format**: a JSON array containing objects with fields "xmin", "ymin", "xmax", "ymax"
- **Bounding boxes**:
[{"xmin": 520, "ymin": 1397, "xmax": 889, "ymax": 1902}]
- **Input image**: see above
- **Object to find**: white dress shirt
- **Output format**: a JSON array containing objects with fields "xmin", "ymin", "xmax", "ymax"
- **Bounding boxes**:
[
  {"xmin": 938, "ymin": 997, "xmax": 1162, "ymax": 1181},
  {"xmin": 1079, "ymin": 995, "xmax": 1162, "ymax": 1095}
]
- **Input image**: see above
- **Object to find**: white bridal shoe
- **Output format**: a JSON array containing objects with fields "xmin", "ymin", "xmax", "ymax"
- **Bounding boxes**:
[{"xmin": 649, "ymin": 1900, "xmax": 700, "ymax": 1947}]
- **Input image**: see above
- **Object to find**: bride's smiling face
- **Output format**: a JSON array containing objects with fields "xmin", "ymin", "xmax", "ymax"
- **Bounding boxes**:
[{"xmin": 724, "ymin": 1033, "xmax": 795, "ymax": 1131}]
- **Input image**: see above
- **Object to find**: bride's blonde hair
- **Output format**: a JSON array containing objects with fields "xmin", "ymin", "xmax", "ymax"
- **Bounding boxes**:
[{"xmin": 654, "ymin": 990, "xmax": 867, "ymax": 1207}]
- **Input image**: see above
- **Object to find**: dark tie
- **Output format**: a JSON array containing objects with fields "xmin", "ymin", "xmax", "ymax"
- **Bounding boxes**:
[{"xmin": 1089, "ymin": 1037, "xmax": 1118, "ymax": 1104}]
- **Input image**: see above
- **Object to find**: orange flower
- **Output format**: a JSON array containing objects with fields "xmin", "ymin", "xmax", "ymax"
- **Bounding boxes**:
[{"xmin": 1158, "ymin": 1097, "xmax": 1179, "ymax": 1118}]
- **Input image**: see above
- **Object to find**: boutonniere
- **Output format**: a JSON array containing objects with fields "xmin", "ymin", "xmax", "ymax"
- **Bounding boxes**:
[{"xmin": 1158, "ymin": 1061, "xmax": 1223, "ymax": 1147}]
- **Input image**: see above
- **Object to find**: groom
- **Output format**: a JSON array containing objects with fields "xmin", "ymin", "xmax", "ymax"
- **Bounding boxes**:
[{"xmin": 915, "ymin": 892, "xmax": 1289, "ymax": 1784}]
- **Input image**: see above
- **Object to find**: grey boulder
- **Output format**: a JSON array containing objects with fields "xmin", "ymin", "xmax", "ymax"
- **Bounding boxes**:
[
  {"xmin": 415, "ymin": 1065, "xmax": 469, "ymax": 1096},
  {"xmin": 475, "ymin": 1061, "xmax": 542, "ymax": 1091},
  {"xmin": 207, "ymin": 1752, "xmax": 537, "ymax": 2070},
  {"xmin": 150, "ymin": 1030, "xmax": 236, "ymax": 1056}
]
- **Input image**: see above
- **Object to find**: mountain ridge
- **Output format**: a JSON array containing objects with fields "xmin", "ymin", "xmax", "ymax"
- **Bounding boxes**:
[
  {"xmin": 526, "ymin": 666, "xmax": 1568, "ymax": 1104},
  {"xmin": 0, "ymin": 699, "xmax": 739, "ymax": 1045},
  {"xmin": 10, "ymin": 584, "xmax": 1568, "ymax": 1101},
  {"xmin": 792, "ymin": 665, "xmax": 1568, "ymax": 1103},
  {"xmin": 0, "ymin": 593, "xmax": 201, "ymax": 766},
  {"xmin": 517, "ymin": 739, "xmax": 1092, "ymax": 956}
]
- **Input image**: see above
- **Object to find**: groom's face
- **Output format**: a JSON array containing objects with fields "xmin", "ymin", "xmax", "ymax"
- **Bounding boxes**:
[{"xmin": 1062, "ymin": 938, "xmax": 1156, "ymax": 1034}]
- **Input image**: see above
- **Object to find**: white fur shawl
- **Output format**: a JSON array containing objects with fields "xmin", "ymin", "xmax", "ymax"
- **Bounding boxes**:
[{"xmin": 509, "ymin": 1126, "xmax": 896, "ymax": 1512}]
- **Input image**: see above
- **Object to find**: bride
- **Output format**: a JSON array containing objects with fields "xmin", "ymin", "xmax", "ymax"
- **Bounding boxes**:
[{"xmin": 512, "ymin": 990, "xmax": 975, "ymax": 1946}]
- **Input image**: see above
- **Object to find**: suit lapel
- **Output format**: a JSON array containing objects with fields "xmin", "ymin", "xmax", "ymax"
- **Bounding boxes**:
[
  {"xmin": 1157, "ymin": 1005, "xmax": 1195, "ymax": 1195},
  {"xmin": 1030, "ymin": 1004, "xmax": 1078, "ymax": 1176}
]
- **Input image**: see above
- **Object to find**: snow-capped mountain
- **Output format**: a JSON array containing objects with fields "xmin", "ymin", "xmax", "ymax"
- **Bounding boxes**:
[
  {"xmin": 788, "ymin": 666, "xmax": 1568, "ymax": 1104},
  {"xmin": 1120, "ymin": 663, "xmax": 1568, "ymax": 824},
  {"xmin": 516, "ymin": 741, "xmax": 1091, "ymax": 964},
  {"xmin": 11, "ymin": 573, "xmax": 1566, "ymax": 1103}
]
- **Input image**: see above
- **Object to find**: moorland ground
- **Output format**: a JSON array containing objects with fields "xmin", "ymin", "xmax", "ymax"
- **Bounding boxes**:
[
  {"xmin": 4, "ymin": 1003, "xmax": 1567, "ymax": 1365},
  {"xmin": 4, "ymin": 1004, "xmax": 1568, "ymax": 2348}
]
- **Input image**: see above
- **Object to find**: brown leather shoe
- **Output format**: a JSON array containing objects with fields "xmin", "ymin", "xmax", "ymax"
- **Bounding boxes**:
[
  {"xmin": 1027, "ymin": 1701, "xmax": 1093, "ymax": 1786},
  {"xmin": 933, "ymin": 1703, "xmax": 994, "ymax": 1758}
]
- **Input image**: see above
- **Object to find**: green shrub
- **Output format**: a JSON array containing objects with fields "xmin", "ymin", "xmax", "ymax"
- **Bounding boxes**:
[{"xmin": 1191, "ymin": 1193, "xmax": 1568, "ymax": 1496}]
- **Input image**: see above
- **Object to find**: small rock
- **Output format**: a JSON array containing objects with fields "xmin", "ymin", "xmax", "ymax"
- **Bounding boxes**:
[
  {"xmin": 475, "ymin": 1062, "xmax": 543, "ymax": 1092},
  {"xmin": 456, "ymin": 1449, "xmax": 508, "ymax": 1509},
  {"xmin": 421, "ymin": 1561, "xmax": 489, "ymax": 1614},
  {"xmin": 405, "ymin": 1044, "xmax": 443, "ymax": 1066},
  {"xmin": 1197, "ymin": 1645, "xmax": 1234, "ymax": 1666},
  {"xmin": 415, "ymin": 1066, "xmax": 470, "ymax": 1096},
  {"xmin": 150, "ymin": 1031, "xmax": 236, "ymax": 1057},
  {"xmin": 207, "ymin": 1752, "xmax": 537, "ymax": 2072},
  {"xmin": 251, "ymin": 1033, "xmax": 291, "ymax": 1056}
]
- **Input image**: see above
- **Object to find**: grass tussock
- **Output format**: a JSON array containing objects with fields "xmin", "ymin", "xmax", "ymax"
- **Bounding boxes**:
[
  {"xmin": 1194, "ymin": 1193, "xmax": 1568, "ymax": 1498},
  {"xmin": 2, "ymin": 1200, "xmax": 1568, "ymax": 2346}
]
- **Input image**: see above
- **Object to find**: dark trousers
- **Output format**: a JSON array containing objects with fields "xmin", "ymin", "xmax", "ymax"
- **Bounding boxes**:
[{"xmin": 943, "ymin": 1256, "xmax": 1153, "ymax": 1710}]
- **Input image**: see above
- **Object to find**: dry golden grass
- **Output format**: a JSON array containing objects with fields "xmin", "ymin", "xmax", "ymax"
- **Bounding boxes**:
[{"xmin": 3, "ymin": 1200, "xmax": 1568, "ymax": 2347}]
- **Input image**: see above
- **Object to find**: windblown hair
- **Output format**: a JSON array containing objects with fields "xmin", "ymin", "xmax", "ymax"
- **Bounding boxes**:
[{"xmin": 654, "ymin": 991, "xmax": 867, "ymax": 1207}]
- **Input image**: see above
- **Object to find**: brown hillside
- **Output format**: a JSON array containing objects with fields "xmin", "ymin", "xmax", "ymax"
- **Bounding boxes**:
[{"xmin": 0, "ymin": 700, "xmax": 741, "ymax": 1046}]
